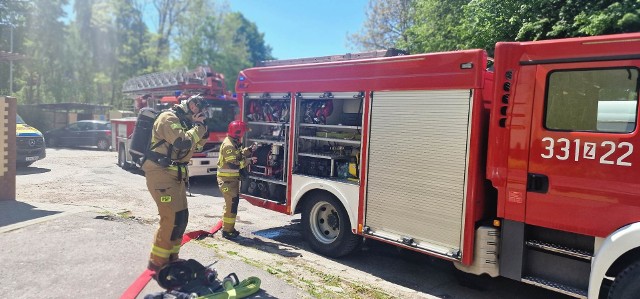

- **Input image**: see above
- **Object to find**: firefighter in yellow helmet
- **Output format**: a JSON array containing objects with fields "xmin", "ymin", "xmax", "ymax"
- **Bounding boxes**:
[
  {"xmin": 217, "ymin": 120, "xmax": 256, "ymax": 239},
  {"xmin": 143, "ymin": 95, "xmax": 208, "ymax": 272}
]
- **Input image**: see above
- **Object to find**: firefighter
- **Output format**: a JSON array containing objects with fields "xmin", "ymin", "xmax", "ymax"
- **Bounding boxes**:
[
  {"xmin": 216, "ymin": 120, "xmax": 256, "ymax": 239},
  {"xmin": 143, "ymin": 95, "xmax": 209, "ymax": 272}
]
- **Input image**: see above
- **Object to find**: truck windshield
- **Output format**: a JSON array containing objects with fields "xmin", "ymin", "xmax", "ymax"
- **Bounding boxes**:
[
  {"xmin": 204, "ymin": 101, "xmax": 238, "ymax": 133},
  {"xmin": 16, "ymin": 114, "xmax": 25, "ymax": 124}
]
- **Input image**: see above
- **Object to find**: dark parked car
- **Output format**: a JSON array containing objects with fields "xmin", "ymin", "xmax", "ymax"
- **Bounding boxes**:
[{"xmin": 44, "ymin": 120, "xmax": 112, "ymax": 151}]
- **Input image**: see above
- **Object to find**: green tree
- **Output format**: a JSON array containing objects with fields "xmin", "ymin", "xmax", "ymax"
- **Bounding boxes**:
[
  {"xmin": 229, "ymin": 12, "xmax": 273, "ymax": 66},
  {"xmin": 113, "ymin": 0, "xmax": 151, "ymax": 109},
  {"xmin": 0, "ymin": 0, "xmax": 30, "ymax": 96},
  {"xmin": 175, "ymin": 1, "xmax": 272, "ymax": 92},
  {"xmin": 21, "ymin": 0, "xmax": 70, "ymax": 104},
  {"xmin": 347, "ymin": 0, "xmax": 415, "ymax": 51},
  {"xmin": 150, "ymin": 0, "xmax": 190, "ymax": 70},
  {"xmin": 562, "ymin": 0, "xmax": 640, "ymax": 36},
  {"xmin": 175, "ymin": 0, "xmax": 226, "ymax": 69},
  {"xmin": 458, "ymin": 0, "xmax": 522, "ymax": 54},
  {"xmin": 403, "ymin": 0, "xmax": 468, "ymax": 53},
  {"xmin": 460, "ymin": 0, "xmax": 640, "ymax": 53},
  {"xmin": 353, "ymin": 0, "xmax": 640, "ymax": 56}
]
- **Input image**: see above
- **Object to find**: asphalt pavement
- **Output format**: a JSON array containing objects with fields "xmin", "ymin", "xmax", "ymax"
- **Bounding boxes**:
[{"xmin": 0, "ymin": 200, "xmax": 307, "ymax": 299}]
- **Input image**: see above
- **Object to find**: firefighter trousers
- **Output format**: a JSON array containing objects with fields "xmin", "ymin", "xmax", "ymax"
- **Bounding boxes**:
[
  {"xmin": 217, "ymin": 177, "xmax": 240, "ymax": 233},
  {"xmin": 146, "ymin": 168, "xmax": 189, "ymax": 269}
]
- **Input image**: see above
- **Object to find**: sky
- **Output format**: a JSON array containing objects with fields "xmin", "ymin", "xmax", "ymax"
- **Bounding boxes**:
[
  {"xmin": 227, "ymin": 0, "xmax": 368, "ymax": 60},
  {"xmin": 64, "ymin": 1, "xmax": 369, "ymax": 60}
]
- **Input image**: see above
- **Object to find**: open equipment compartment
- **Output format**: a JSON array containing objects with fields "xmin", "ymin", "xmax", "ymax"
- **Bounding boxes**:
[
  {"xmin": 240, "ymin": 92, "xmax": 290, "ymax": 203},
  {"xmin": 294, "ymin": 91, "xmax": 363, "ymax": 184}
]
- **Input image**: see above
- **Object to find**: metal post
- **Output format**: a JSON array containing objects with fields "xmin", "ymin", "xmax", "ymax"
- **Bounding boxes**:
[{"xmin": 9, "ymin": 26, "xmax": 13, "ymax": 94}]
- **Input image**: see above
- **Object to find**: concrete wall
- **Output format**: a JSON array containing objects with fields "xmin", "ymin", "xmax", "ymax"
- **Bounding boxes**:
[{"xmin": 0, "ymin": 96, "xmax": 16, "ymax": 201}]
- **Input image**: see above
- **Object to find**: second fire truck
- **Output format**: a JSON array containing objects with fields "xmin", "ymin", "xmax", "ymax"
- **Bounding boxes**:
[
  {"xmin": 233, "ymin": 33, "xmax": 640, "ymax": 299},
  {"xmin": 112, "ymin": 66, "xmax": 239, "ymax": 176}
]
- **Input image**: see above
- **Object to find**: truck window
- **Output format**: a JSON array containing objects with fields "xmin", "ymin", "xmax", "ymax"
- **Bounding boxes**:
[
  {"xmin": 545, "ymin": 67, "xmax": 639, "ymax": 133},
  {"xmin": 204, "ymin": 101, "xmax": 238, "ymax": 133}
]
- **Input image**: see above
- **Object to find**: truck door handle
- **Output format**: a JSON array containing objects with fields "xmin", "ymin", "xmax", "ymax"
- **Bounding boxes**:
[{"xmin": 527, "ymin": 173, "xmax": 549, "ymax": 193}]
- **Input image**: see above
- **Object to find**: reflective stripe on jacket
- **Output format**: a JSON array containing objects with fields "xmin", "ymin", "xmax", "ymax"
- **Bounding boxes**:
[{"xmin": 216, "ymin": 136, "xmax": 251, "ymax": 177}]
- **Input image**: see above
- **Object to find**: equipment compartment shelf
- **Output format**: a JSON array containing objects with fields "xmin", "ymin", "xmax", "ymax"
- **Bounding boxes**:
[
  {"xmin": 299, "ymin": 123, "xmax": 361, "ymax": 130},
  {"xmin": 248, "ymin": 121, "xmax": 290, "ymax": 126},
  {"xmin": 247, "ymin": 138, "xmax": 285, "ymax": 146},
  {"xmin": 298, "ymin": 136, "xmax": 361, "ymax": 145},
  {"xmin": 247, "ymin": 175, "xmax": 287, "ymax": 185},
  {"xmin": 298, "ymin": 152, "xmax": 348, "ymax": 160}
]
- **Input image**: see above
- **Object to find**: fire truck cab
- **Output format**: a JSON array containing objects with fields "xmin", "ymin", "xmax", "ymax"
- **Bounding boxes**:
[{"xmin": 235, "ymin": 33, "xmax": 640, "ymax": 299}]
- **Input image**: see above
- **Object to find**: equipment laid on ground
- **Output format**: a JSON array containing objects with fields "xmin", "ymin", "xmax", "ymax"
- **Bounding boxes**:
[
  {"xmin": 120, "ymin": 221, "xmax": 224, "ymax": 299},
  {"xmin": 144, "ymin": 259, "xmax": 261, "ymax": 299},
  {"xmin": 234, "ymin": 33, "xmax": 640, "ymax": 299}
]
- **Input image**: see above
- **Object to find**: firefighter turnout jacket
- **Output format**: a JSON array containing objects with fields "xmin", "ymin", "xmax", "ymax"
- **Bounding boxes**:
[
  {"xmin": 217, "ymin": 136, "xmax": 252, "ymax": 233},
  {"xmin": 142, "ymin": 108, "xmax": 208, "ymax": 269}
]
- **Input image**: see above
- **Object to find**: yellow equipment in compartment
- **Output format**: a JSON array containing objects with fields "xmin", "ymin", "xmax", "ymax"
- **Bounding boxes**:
[{"xmin": 348, "ymin": 149, "xmax": 359, "ymax": 182}]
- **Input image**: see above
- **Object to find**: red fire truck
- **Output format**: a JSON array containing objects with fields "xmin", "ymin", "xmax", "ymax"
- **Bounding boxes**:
[
  {"xmin": 234, "ymin": 33, "xmax": 640, "ymax": 298},
  {"xmin": 112, "ymin": 66, "xmax": 239, "ymax": 176}
]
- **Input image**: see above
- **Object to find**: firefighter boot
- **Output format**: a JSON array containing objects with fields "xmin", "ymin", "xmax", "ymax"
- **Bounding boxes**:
[
  {"xmin": 222, "ymin": 229, "xmax": 240, "ymax": 239},
  {"xmin": 148, "ymin": 261, "xmax": 163, "ymax": 273}
]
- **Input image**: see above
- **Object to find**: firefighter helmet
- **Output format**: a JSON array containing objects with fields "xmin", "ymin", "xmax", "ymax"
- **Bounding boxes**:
[
  {"xmin": 187, "ymin": 95, "xmax": 208, "ymax": 113},
  {"xmin": 177, "ymin": 94, "xmax": 208, "ymax": 115},
  {"xmin": 228, "ymin": 120, "xmax": 247, "ymax": 139}
]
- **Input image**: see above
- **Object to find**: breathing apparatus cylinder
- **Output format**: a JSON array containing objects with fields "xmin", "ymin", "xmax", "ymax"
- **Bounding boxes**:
[{"xmin": 129, "ymin": 107, "xmax": 158, "ymax": 164}]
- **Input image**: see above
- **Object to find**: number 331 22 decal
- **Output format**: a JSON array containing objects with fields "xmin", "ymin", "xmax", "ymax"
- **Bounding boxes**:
[{"xmin": 540, "ymin": 137, "xmax": 633, "ymax": 167}]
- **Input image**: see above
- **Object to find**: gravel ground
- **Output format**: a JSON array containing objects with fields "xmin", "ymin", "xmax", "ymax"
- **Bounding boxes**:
[{"xmin": 10, "ymin": 147, "xmax": 573, "ymax": 299}]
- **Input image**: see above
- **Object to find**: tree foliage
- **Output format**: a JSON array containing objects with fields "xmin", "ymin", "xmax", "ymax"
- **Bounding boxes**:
[
  {"xmin": 175, "ymin": 2, "xmax": 273, "ymax": 90},
  {"xmin": 351, "ymin": 0, "xmax": 640, "ymax": 55},
  {"xmin": 461, "ymin": 0, "xmax": 640, "ymax": 54},
  {"xmin": 0, "ymin": 0, "xmax": 272, "ymax": 109},
  {"xmin": 347, "ymin": 0, "xmax": 415, "ymax": 50},
  {"xmin": 22, "ymin": 0, "xmax": 70, "ymax": 104},
  {"xmin": 402, "ymin": 0, "xmax": 468, "ymax": 53},
  {"xmin": 0, "ymin": 0, "xmax": 30, "ymax": 96}
]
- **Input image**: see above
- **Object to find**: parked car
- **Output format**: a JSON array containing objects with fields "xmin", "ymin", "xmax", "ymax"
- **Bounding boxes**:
[
  {"xmin": 16, "ymin": 114, "xmax": 46, "ymax": 167},
  {"xmin": 44, "ymin": 120, "xmax": 112, "ymax": 151}
]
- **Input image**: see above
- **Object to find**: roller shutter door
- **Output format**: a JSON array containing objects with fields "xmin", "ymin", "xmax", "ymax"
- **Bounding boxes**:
[{"xmin": 365, "ymin": 89, "xmax": 473, "ymax": 257}]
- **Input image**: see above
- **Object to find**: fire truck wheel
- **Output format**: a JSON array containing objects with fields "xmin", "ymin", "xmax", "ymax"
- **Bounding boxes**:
[
  {"xmin": 608, "ymin": 261, "xmax": 640, "ymax": 299},
  {"xmin": 97, "ymin": 138, "xmax": 110, "ymax": 151},
  {"xmin": 301, "ymin": 194, "xmax": 360, "ymax": 258}
]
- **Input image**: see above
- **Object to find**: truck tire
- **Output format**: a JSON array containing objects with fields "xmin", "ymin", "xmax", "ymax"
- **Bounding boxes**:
[
  {"xmin": 97, "ymin": 138, "xmax": 110, "ymax": 151},
  {"xmin": 301, "ymin": 193, "xmax": 360, "ymax": 258},
  {"xmin": 118, "ymin": 146, "xmax": 131, "ymax": 170},
  {"xmin": 608, "ymin": 261, "xmax": 640, "ymax": 299}
]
